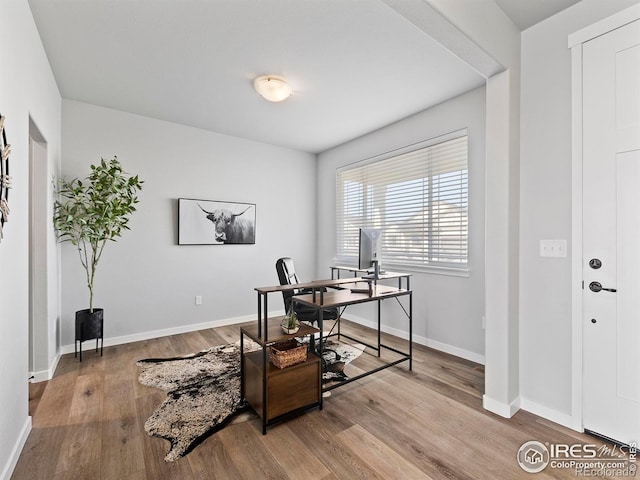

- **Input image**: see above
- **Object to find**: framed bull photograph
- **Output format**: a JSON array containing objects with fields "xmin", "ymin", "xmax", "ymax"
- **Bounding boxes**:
[{"xmin": 178, "ymin": 198, "xmax": 256, "ymax": 245}]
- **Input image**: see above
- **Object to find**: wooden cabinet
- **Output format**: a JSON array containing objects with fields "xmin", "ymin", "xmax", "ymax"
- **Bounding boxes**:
[
  {"xmin": 243, "ymin": 350, "xmax": 320, "ymax": 420},
  {"xmin": 240, "ymin": 321, "xmax": 321, "ymax": 434}
]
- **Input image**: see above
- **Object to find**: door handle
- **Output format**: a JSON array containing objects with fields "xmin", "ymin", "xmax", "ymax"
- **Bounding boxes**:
[{"xmin": 589, "ymin": 281, "xmax": 617, "ymax": 293}]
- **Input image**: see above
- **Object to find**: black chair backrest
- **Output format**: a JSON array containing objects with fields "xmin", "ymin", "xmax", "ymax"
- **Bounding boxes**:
[
  {"xmin": 276, "ymin": 257, "xmax": 299, "ymax": 312},
  {"xmin": 275, "ymin": 256, "xmax": 339, "ymax": 324}
]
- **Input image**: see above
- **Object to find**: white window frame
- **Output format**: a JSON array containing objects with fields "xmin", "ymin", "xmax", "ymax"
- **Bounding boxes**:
[{"xmin": 335, "ymin": 129, "xmax": 469, "ymax": 276}]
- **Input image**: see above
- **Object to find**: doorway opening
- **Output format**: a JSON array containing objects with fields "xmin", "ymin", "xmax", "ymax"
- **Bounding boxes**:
[{"xmin": 28, "ymin": 118, "xmax": 50, "ymax": 387}]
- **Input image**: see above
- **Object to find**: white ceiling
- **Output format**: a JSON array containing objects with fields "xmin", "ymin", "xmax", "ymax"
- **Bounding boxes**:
[
  {"xmin": 28, "ymin": 0, "xmax": 579, "ymax": 154},
  {"xmin": 493, "ymin": 0, "xmax": 581, "ymax": 31}
]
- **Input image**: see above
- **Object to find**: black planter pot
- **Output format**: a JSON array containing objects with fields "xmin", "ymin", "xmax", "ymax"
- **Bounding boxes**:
[{"xmin": 75, "ymin": 308, "xmax": 104, "ymax": 361}]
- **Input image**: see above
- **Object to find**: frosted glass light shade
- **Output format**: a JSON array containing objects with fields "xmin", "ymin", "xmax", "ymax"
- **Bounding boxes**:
[{"xmin": 253, "ymin": 75, "xmax": 292, "ymax": 102}]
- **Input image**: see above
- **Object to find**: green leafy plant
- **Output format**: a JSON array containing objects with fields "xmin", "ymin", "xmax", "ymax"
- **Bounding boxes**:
[
  {"xmin": 53, "ymin": 156, "xmax": 143, "ymax": 312},
  {"xmin": 286, "ymin": 310, "xmax": 298, "ymax": 329},
  {"xmin": 282, "ymin": 306, "xmax": 299, "ymax": 332}
]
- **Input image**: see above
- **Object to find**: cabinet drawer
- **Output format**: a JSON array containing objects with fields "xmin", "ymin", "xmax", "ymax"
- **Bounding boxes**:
[{"xmin": 267, "ymin": 357, "xmax": 320, "ymax": 420}]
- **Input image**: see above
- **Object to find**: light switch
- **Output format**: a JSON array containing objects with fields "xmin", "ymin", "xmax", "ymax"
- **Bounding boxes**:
[{"xmin": 540, "ymin": 239, "xmax": 567, "ymax": 258}]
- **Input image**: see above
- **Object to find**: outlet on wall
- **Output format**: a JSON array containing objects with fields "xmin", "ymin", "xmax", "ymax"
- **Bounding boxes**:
[
  {"xmin": 195, "ymin": 295, "xmax": 202, "ymax": 306},
  {"xmin": 539, "ymin": 239, "xmax": 567, "ymax": 258}
]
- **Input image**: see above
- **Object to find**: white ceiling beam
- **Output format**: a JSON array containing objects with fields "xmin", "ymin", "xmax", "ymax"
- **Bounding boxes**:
[{"xmin": 382, "ymin": 0, "xmax": 505, "ymax": 79}]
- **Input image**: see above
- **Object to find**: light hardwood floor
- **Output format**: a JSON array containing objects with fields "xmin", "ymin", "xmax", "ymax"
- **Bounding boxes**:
[{"xmin": 13, "ymin": 321, "xmax": 615, "ymax": 479}]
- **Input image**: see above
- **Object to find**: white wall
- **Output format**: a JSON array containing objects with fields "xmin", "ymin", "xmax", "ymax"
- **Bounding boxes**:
[
  {"xmin": 0, "ymin": 1, "xmax": 61, "ymax": 479},
  {"xmin": 519, "ymin": 0, "xmax": 639, "ymax": 424},
  {"xmin": 316, "ymin": 87, "xmax": 486, "ymax": 362},
  {"xmin": 60, "ymin": 100, "xmax": 316, "ymax": 347}
]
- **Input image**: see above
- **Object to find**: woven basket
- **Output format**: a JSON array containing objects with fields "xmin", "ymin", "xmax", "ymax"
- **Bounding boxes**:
[{"xmin": 270, "ymin": 340, "xmax": 307, "ymax": 369}]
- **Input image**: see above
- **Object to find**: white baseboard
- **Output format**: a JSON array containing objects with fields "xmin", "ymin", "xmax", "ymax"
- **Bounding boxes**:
[
  {"xmin": 483, "ymin": 394, "xmax": 521, "ymax": 418},
  {"xmin": 59, "ymin": 313, "xmax": 269, "ymax": 355},
  {"xmin": 482, "ymin": 395, "xmax": 576, "ymax": 428},
  {"xmin": 519, "ymin": 397, "xmax": 575, "ymax": 430},
  {"xmin": 56, "ymin": 311, "xmax": 484, "ymax": 368},
  {"xmin": 1, "ymin": 416, "xmax": 31, "ymax": 480},
  {"xmin": 418, "ymin": 336, "xmax": 485, "ymax": 365},
  {"xmin": 29, "ymin": 351, "xmax": 62, "ymax": 383},
  {"xmin": 342, "ymin": 314, "xmax": 485, "ymax": 365}
]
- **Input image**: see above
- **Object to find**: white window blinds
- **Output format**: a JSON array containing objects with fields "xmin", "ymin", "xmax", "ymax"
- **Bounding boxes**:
[{"xmin": 336, "ymin": 131, "xmax": 468, "ymax": 271}]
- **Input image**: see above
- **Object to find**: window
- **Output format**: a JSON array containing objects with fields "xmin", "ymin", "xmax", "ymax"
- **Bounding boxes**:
[{"xmin": 336, "ymin": 130, "xmax": 468, "ymax": 272}]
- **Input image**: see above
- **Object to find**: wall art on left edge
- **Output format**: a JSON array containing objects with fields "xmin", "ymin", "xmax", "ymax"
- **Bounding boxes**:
[
  {"xmin": 0, "ymin": 113, "xmax": 12, "ymax": 242},
  {"xmin": 178, "ymin": 198, "xmax": 256, "ymax": 245}
]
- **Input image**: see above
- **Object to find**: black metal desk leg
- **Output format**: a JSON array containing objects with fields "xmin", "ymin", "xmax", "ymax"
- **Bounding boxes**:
[
  {"xmin": 319, "ymin": 306, "xmax": 324, "ymax": 409},
  {"xmin": 377, "ymin": 300, "xmax": 381, "ymax": 357},
  {"xmin": 263, "ymin": 294, "xmax": 269, "ymax": 343},
  {"xmin": 257, "ymin": 293, "xmax": 262, "ymax": 338},
  {"xmin": 262, "ymin": 345, "xmax": 268, "ymax": 434},
  {"xmin": 240, "ymin": 332, "xmax": 245, "ymax": 400},
  {"xmin": 409, "ymin": 292, "xmax": 413, "ymax": 371}
]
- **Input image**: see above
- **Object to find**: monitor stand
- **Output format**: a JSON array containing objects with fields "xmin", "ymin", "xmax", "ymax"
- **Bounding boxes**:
[{"xmin": 362, "ymin": 260, "xmax": 385, "ymax": 279}]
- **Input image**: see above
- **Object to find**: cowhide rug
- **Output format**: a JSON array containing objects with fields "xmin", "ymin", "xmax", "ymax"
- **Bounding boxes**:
[
  {"xmin": 137, "ymin": 339, "xmax": 364, "ymax": 462},
  {"xmin": 319, "ymin": 339, "xmax": 366, "ymax": 383}
]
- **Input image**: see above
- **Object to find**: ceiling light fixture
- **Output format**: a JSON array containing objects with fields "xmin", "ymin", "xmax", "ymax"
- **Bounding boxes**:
[{"xmin": 253, "ymin": 75, "xmax": 292, "ymax": 102}]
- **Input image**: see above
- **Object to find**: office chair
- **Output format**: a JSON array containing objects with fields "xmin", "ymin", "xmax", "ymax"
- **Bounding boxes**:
[
  {"xmin": 276, "ymin": 257, "xmax": 343, "ymax": 369},
  {"xmin": 275, "ymin": 257, "xmax": 339, "ymax": 326}
]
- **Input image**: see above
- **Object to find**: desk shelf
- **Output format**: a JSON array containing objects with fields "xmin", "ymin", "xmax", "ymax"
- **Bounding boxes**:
[{"xmin": 242, "ymin": 319, "xmax": 319, "ymax": 347}]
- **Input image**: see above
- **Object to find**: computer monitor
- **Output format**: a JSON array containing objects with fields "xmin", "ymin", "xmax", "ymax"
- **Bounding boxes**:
[{"xmin": 358, "ymin": 227, "xmax": 383, "ymax": 272}]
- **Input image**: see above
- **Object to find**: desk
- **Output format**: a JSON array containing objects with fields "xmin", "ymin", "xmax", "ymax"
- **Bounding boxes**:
[
  {"xmin": 292, "ymin": 271, "xmax": 412, "ymax": 402},
  {"xmin": 243, "ymin": 278, "xmax": 357, "ymax": 434},
  {"xmin": 243, "ymin": 272, "xmax": 412, "ymax": 432}
]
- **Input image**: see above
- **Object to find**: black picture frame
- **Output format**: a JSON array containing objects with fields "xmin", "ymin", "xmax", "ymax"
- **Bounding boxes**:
[{"xmin": 178, "ymin": 198, "xmax": 256, "ymax": 245}]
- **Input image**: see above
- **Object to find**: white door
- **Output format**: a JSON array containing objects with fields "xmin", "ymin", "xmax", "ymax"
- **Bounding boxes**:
[{"xmin": 583, "ymin": 18, "xmax": 640, "ymax": 446}]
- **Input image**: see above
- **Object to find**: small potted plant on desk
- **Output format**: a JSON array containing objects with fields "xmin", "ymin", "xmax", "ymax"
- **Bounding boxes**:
[
  {"xmin": 281, "ymin": 307, "xmax": 300, "ymax": 334},
  {"xmin": 53, "ymin": 156, "xmax": 143, "ymax": 360}
]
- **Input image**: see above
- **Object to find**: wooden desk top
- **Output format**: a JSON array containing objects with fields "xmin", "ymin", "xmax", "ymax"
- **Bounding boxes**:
[
  {"xmin": 255, "ymin": 277, "xmax": 357, "ymax": 294},
  {"xmin": 292, "ymin": 283, "xmax": 410, "ymax": 308},
  {"xmin": 359, "ymin": 271, "xmax": 412, "ymax": 280},
  {"xmin": 255, "ymin": 271, "xmax": 412, "ymax": 294},
  {"xmin": 331, "ymin": 265, "xmax": 369, "ymax": 272},
  {"xmin": 332, "ymin": 267, "xmax": 413, "ymax": 279}
]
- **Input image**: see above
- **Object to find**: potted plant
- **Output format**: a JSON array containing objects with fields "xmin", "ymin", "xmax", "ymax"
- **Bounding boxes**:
[
  {"xmin": 281, "ymin": 307, "xmax": 300, "ymax": 334},
  {"xmin": 53, "ymin": 156, "xmax": 143, "ymax": 359}
]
